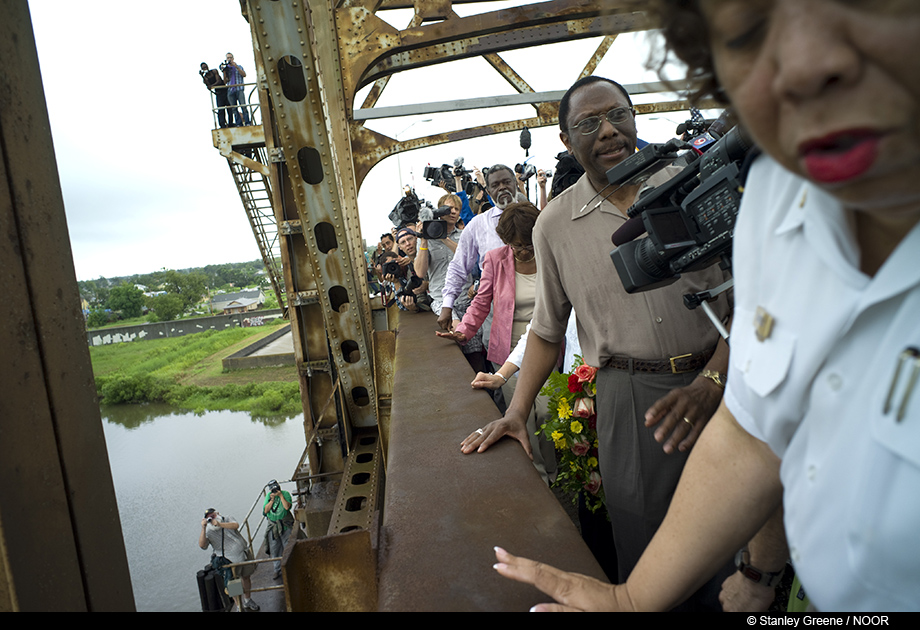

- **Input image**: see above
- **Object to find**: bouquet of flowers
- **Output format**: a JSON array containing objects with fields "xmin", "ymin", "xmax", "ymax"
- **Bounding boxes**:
[{"xmin": 538, "ymin": 357, "xmax": 606, "ymax": 514}]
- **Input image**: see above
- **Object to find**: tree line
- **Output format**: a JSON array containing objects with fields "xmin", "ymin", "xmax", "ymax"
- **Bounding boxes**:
[{"xmin": 81, "ymin": 261, "xmax": 270, "ymax": 327}]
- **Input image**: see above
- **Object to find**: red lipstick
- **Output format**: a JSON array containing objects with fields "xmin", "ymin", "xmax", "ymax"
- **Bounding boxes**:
[{"xmin": 799, "ymin": 130, "xmax": 880, "ymax": 184}]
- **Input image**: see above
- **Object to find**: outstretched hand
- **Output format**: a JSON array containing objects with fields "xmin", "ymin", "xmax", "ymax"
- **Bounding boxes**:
[
  {"xmin": 644, "ymin": 376, "xmax": 723, "ymax": 454},
  {"xmin": 435, "ymin": 330, "xmax": 467, "ymax": 343},
  {"xmin": 460, "ymin": 410, "xmax": 531, "ymax": 457},
  {"xmin": 437, "ymin": 307, "xmax": 453, "ymax": 331},
  {"xmin": 492, "ymin": 547, "xmax": 625, "ymax": 612}
]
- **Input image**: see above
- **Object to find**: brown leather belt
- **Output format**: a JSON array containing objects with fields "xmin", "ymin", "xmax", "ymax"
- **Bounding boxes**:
[{"xmin": 604, "ymin": 346, "xmax": 715, "ymax": 375}]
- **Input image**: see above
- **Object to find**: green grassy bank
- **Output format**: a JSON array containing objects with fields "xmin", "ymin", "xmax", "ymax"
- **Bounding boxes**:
[{"xmin": 89, "ymin": 322, "xmax": 302, "ymax": 417}]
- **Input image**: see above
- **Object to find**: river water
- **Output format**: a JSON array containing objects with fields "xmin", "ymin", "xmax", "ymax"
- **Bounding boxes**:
[{"xmin": 100, "ymin": 404, "xmax": 306, "ymax": 612}]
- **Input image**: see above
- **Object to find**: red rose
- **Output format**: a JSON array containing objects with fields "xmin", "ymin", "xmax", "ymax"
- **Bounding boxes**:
[
  {"xmin": 574, "ymin": 364, "xmax": 598, "ymax": 384},
  {"xmin": 567, "ymin": 374, "xmax": 583, "ymax": 393},
  {"xmin": 570, "ymin": 438, "xmax": 590, "ymax": 457},
  {"xmin": 584, "ymin": 471, "xmax": 602, "ymax": 495}
]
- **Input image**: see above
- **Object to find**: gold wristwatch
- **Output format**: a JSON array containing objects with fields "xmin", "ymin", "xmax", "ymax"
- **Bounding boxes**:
[{"xmin": 699, "ymin": 369, "xmax": 726, "ymax": 389}]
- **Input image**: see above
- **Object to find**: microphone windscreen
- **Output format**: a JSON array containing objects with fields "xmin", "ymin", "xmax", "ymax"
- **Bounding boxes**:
[{"xmin": 611, "ymin": 216, "xmax": 646, "ymax": 247}]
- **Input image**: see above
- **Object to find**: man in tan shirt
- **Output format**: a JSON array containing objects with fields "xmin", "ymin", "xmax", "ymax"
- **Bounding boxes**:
[{"xmin": 461, "ymin": 76, "xmax": 732, "ymax": 609}]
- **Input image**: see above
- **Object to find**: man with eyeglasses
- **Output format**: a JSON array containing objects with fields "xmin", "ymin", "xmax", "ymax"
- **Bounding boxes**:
[{"xmin": 460, "ymin": 76, "xmax": 732, "ymax": 609}]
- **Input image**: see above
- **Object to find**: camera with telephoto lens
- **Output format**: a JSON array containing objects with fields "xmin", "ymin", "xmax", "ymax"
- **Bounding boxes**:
[
  {"xmin": 608, "ymin": 124, "xmax": 757, "ymax": 293},
  {"xmin": 398, "ymin": 277, "xmax": 433, "ymax": 310}
]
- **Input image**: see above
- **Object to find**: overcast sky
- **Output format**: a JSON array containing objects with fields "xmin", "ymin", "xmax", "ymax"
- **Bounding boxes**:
[{"xmin": 29, "ymin": 1, "xmax": 693, "ymax": 282}]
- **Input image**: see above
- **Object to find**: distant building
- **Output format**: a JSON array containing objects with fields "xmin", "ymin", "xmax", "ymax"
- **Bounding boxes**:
[{"xmin": 211, "ymin": 288, "xmax": 265, "ymax": 314}]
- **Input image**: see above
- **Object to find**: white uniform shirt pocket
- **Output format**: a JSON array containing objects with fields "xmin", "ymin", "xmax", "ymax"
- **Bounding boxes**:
[{"xmin": 736, "ymin": 306, "xmax": 797, "ymax": 399}]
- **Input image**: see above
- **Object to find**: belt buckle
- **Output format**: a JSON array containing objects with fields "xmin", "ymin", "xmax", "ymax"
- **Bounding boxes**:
[{"xmin": 669, "ymin": 353, "xmax": 693, "ymax": 374}]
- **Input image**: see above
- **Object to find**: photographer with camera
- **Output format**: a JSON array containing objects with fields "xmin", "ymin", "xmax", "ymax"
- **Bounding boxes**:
[
  {"xmin": 383, "ymin": 228, "xmax": 430, "ymax": 312},
  {"xmin": 199, "ymin": 62, "xmax": 229, "ymax": 128},
  {"xmin": 415, "ymin": 194, "xmax": 488, "ymax": 371},
  {"xmin": 262, "ymin": 480, "xmax": 293, "ymax": 580},
  {"xmin": 414, "ymin": 195, "xmax": 461, "ymax": 312},
  {"xmin": 221, "ymin": 52, "xmax": 249, "ymax": 127},
  {"xmin": 461, "ymin": 76, "xmax": 732, "ymax": 610},
  {"xmin": 199, "ymin": 508, "xmax": 260, "ymax": 611}
]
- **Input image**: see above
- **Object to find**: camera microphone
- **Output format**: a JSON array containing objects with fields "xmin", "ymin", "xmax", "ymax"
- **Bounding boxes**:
[{"xmin": 611, "ymin": 216, "xmax": 647, "ymax": 247}]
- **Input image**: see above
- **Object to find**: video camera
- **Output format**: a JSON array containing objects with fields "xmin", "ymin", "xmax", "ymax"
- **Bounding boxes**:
[
  {"xmin": 416, "ymin": 204, "xmax": 456, "ymax": 240},
  {"xmin": 609, "ymin": 121, "xmax": 757, "ymax": 293},
  {"xmin": 388, "ymin": 187, "xmax": 433, "ymax": 228},
  {"xmin": 424, "ymin": 157, "xmax": 473, "ymax": 193}
]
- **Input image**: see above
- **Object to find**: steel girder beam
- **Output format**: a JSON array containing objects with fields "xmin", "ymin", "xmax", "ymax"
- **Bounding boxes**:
[
  {"xmin": 0, "ymin": 1, "xmax": 134, "ymax": 611},
  {"xmin": 335, "ymin": 1, "xmax": 710, "ymax": 187},
  {"xmin": 248, "ymin": 0, "xmax": 379, "ymax": 451},
  {"xmin": 335, "ymin": 0, "xmax": 650, "ymax": 106}
]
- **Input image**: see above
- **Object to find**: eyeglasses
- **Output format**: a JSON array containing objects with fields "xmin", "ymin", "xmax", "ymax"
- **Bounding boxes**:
[{"xmin": 569, "ymin": 107, "xmax": 636, "ymax": 136}]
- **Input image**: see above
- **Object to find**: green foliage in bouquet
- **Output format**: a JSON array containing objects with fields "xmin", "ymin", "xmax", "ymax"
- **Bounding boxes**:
[{"xmin": 538, "ymin": 357, "xmax": 607, "ymax": 515}]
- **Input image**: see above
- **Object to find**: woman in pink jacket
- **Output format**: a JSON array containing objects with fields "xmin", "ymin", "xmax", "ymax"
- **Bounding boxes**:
[{"xmin": 437, "ymin": 202, "xmax": 556, "ymax": 482}]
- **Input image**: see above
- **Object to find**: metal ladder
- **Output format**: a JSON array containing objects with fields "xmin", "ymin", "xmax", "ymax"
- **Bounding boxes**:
[{"xmin": 226, "ymin": 148, "xmax": 286, "ymax": 312}]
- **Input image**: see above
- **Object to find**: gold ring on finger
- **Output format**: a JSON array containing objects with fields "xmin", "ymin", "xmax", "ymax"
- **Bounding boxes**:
[{"xmin": 683, "ymin": 417, "xmax": 694, "ymax": 428}]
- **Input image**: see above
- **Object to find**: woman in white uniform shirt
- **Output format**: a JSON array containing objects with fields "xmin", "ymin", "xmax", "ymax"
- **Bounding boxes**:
[{"xmin": 491, "ymin": 0, "xmax": 920, "ymax": 612}]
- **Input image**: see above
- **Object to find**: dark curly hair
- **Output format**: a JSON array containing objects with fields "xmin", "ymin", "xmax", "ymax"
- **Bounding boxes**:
[
  {"xmin": 496, "ymin": 202, "xmax": 540, "ymax": 247},
  {"xmin": 648, "ymin": 0, "xmax": 729, "ymax": 106}
]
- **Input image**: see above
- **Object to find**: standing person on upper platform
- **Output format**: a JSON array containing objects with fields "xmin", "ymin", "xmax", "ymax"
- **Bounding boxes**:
[
  {"xmin": 461, "ymin": 76, "xmax": 733, "ymax": 610},
  {"xmin": 222, "ymin": 52, "xmax": 249, "ymax": 127},
  {"xmin": 200, "ymin": 62, "xmax": 229, "ymax": 128}
]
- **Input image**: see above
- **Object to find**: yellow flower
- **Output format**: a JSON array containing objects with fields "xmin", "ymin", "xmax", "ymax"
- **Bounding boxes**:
[
  {"xmin": 551, "ymin": 430, "xmax": 566, "ymax": 449},
  {"xmin": 557, "ymin": 398, "xmax": 572, "ymax": 420},
  {"xmin": 570, "ymin": 420, "xmax": 584, "ymax": 434},
  {"xmin": 587, "ymin": 457, "xmax": 598, "ymax": 468}
]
